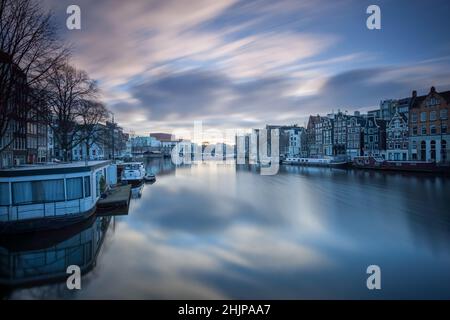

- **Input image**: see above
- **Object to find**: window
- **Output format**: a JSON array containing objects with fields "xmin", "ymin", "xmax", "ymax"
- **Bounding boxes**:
[
  {"xmin": 421, "ymin": 126, "xmax": 427, "ymax": 135},
  {"xmin": 430, "ymin": 111, "xmax": 437, "ymax": 121},
  {"xmin": 411, "ymin": 113, "xmax": 418, "ymax": 123},
  {"xmin": 431, "ymin": 140, "xmax": 436, "ymax": 161},
  {"xmin": 12, "ymin": 179, "xmax": 65, "ymax": 205},
  {"xmin": 0, "ymin": 183, "xmax": 9, "ymax": 206},
  {"xmin": 430, "ymin": 125, "xmax": 437, "ymax": 135},
  {"xmin": 412, "ymin": 126, "xmax": 418, "ymax": 135},
  {"xmin": 420, "ymin": 112, "xmax": 427, "ymax": 122},
  {"xmin": 441, "ymin": 109, "xmax": 448, "ymax": 120},
  {"xmin": 66, "ymin": 177, "xmax": 83, "ymax": 200},
  {"xmin": 442, "ymin": 140, "xmax": 447, "ymax": 162},
  {"xmin": 442, "ymin": 124, "xmax": 448, "ymax": 134}
]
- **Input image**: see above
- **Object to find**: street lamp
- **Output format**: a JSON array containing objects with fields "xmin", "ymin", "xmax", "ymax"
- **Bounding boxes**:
[{"xmin": 109, "ymin": 111, "xmax": 115, "ymax": 162}]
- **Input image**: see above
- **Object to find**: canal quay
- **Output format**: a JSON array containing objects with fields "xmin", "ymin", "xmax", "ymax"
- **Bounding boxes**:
[{"xmin": 0, "ymin": 157, "xmax": 449, "ymax": 299}]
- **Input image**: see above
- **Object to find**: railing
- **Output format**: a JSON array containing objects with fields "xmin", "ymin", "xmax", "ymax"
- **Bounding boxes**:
[{"xmin": 0, "ymin": 199, "xmax": 83, "ymax": 222}]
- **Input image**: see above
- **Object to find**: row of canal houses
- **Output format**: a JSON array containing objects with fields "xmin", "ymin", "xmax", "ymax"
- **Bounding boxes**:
[{"xmin": 264, "ymin": 86, "xmax": 449, "ymax": 162}]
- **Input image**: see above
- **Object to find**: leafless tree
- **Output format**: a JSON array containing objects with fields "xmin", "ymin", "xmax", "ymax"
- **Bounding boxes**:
[
  {"xmin": 0, "ymin": 0, "xmax": 68, "ymax": 154},
  {"xmin": 44, "ymin": 63, "xmax": 98, "ymax": 161},
  {"xmin": 77, "ymin": 99, "xmax": 109, "ymax": 161}
]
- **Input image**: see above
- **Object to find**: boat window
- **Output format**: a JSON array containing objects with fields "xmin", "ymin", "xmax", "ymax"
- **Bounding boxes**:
[
  {"xmin": 84, "ymin": 176, "xmax": 91, "ymax": 197},
  {"xmin": 0, "ymin": 183, "xmax": 9, "ymax": 206},
  {"xmin": 12, "ymin": 179, "xmax": 65, "ymax": 205},
  {"xmin": 67, "ymin": 177, "xmax": 83, "ymax": 201}
]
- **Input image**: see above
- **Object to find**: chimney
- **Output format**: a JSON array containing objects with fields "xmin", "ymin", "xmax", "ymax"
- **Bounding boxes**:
[
  {"xmin": 412, "ymin": 90, "xmax": 417, "ymax": 98},
  {"xmin": 430, "ymin": 86, "xmax": 436, "ymax": 93}
]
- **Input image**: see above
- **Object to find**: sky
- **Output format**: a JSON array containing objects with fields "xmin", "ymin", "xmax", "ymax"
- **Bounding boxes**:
[{"xmin": 43, "ymin": 0, "xmax": 450, "ymax": 140}]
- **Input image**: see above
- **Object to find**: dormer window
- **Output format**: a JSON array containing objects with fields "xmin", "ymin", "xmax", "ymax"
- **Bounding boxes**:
[{"xmin": 427, "ymin": 97, "xmax": 440, "ymax": 107}]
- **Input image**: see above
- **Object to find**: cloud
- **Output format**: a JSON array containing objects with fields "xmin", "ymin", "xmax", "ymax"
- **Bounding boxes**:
[{"xmin": 40, "ymin": 0, "xmax": 450, "ymax": 136}]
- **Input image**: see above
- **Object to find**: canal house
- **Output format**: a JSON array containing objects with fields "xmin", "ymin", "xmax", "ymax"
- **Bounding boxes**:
[
  {"xmin": 409, "ymin": 87, "xmax": 450, "ymax": 162},
  {"xmin": 0, "ymin": 161, "xmax": 115, "ymax": 234}
]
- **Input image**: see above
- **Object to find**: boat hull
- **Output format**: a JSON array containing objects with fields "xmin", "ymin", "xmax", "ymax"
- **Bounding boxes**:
[
  {"xmin": 282, "ymin": 158, "xmax": 348, "ymax": 169},
  {"xmin": 0, "ymin": 207, "xmax": 97, "ymax": 235},
  {"xmin": 122, "ymin": 179, "xmax": 144, "ymax": 187},
  {"xmin": 352, "ymin": 157, "xmax": 450, "ymax": 173}
]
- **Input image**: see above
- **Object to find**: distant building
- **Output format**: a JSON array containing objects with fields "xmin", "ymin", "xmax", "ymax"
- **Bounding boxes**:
[
  {"xmin": 306, "ymin": 115, "xmax": 321, "ymax": 157},
  {"xmin": 150, "ymin": 133, "xmax": 172, "ymax": 141},
  {"xmin": 379, "ymin": 99, "xmax": 398, "ymax": 121},
  {"xmin": 386, "ymin": 110, "xmax": 409, "ymax": 161},
  {"xmin": 367, "ymin": 109, "xmax": 381, "ymax": 120},
  {"xmin": 0, "ymin": 50, "xmax": 29, "ymax": 167},
  {"xmin": 285, "ymin": 127, "xmax": 307, "ymax": 158},
  {"xmin": 346, "ymin": 114, "xmax": 366, "ymax": 160},
  {"xmin": 131, "ymin": 135, "xmax": 161, "ymax": 155},
  {"xmin": 321, "ymin": 117, "xmax": 333, "ymax": 157},
  {"xmin": 150, "ymin": 133, "xmax": 180, "ymax": 156},
  {"xmin": 363, "ymin": 115, "xmax": 387, "ymax": 158},
  {"xmin": 409, "ymin": 87, "xmax": 449, "ymax": 162},
  {"xmin": 332, "ymin": 111, "xmax": 349, "ymax": 156}
]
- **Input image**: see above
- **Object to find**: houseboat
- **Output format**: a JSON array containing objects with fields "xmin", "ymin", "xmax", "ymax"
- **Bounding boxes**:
[
  {"xmin": 282, "ymin": 157, "xmax": 348, "ymax": 169},
  {"xmin": 120, "ymin": 162, "xmax": 146, "ymax": 187},
  {"xmin": 0, "ymin": 161, "xmax": 115, "ymax": 235},
  {"xmin": 352, "ymin": 156, "xmax": 450, "ymax": 173}
]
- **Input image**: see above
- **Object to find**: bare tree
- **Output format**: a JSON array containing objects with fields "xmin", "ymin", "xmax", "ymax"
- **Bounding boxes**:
[
  {"xmin": 0, "ymin": 0, "xmax": 67, "ymax": 155},
  {"xmin": 44, "ymin": 63, "xmax": 98, "ymax": 161},
  {"xmin": 77, "ymin": 99, "xmax": 109, "ymax": 161}
]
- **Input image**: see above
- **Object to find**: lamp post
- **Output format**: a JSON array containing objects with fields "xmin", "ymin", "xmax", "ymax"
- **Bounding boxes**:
[{"xmin": 109, "ymin": 111, "xmax": 116, "ymax": 162}]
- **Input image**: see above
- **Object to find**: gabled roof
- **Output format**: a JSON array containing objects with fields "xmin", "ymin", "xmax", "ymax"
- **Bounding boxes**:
[
  {"xmin": 387, "ymin": 111, "xmax": 408, "ymax": 128},
  {"xmin": 410, "ymin": 87, "xmax": 450, "ymax": 109}
]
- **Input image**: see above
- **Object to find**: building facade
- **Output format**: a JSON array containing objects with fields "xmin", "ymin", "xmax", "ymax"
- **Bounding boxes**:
[
  {"xmin": 346, "ymin": 114, "xmax": 365, "ymax": 159},
  {"xmin": 386, "ymin": 111, "xmax": 409, "ymax": 161},
  {"xmin": 409, "ymin": 87, "xmax": 449, "ymax": 162},
  {"xmin": 321, "ymin": 117, "xmax": 334, "ymax": 157},
  {"xmin": 332, "ymin": 111, "xmax": 348, "ymax": 156},
  {"xmin": 0, "ymin": 51, "xmax": 29, "ymax": 168},
  {"xmin": 306, "ymin": 115, "xmax": 320, "ymax": 157},
  {"xmin": 285, "ymin": 127, "xmax": 307, "ymax": 158},
  {"xmin": 363, "ymin": 116, "xmax": 386, "ymax": 157}
]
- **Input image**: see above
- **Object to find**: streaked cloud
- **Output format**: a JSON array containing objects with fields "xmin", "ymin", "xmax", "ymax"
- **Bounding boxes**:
[{"xmin": 42, "ymin": 0, "xmax": 450, "ymax": 135}]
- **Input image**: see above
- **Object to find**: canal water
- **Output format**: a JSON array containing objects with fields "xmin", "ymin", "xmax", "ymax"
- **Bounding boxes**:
[{"xmin": 1, "ymin": 158, "xmax": 450, "ymax": 299}]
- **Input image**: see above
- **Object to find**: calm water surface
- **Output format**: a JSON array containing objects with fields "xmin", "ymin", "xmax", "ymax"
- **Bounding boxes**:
[{"xmin": 2, "ymin": 158, "xmax": 450, "ymax": 299}]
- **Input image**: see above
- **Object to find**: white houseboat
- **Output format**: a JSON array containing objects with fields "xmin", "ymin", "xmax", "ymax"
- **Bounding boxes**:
[{"xmin": 0, "ymin": 161, "xmax": 116, "ymax": 234}]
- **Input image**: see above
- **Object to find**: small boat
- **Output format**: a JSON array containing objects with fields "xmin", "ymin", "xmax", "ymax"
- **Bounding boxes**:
[
  {"xmin": 120, "ymin": 162, "xmax": 145, "ymax": 187},
  {"xmin": 144, "ymin": 172, "xmax": 156, "ymax": 182},
  {"xmin": 282, "ymin": 157, "xmax": 348, "ymax": 169}
]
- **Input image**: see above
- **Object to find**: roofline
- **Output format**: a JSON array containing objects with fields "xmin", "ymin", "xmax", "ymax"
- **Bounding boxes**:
[{"xmin": 0, "ymin": 161, "xmax": 111, "ymax": 178}]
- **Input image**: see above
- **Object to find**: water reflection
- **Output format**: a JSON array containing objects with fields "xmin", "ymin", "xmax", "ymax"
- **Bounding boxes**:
[
  {"xmin": 0, "ymin": 215, "xmax": 112, "ymax": 299},
  {"xmin": 2, "ymin": 158, "xmax": 450, "ymax": 299}
]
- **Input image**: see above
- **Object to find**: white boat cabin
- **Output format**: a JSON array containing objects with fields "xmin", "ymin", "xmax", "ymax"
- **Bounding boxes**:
[{"xmin": 0, "ymin": 161, "xmax": 115, "ymax": 223}]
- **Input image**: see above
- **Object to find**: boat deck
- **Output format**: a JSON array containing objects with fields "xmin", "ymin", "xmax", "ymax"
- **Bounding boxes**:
[{"xmin": 96, "ymin": 184, "xmax": 132, "ymax": 215}]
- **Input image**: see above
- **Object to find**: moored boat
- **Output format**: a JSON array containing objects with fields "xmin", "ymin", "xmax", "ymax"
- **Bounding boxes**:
[
  {"xmin": 282, "ymin": 157, "xmax": 348, "ymax": 169},
  {"xmin": 0, "ymin": 161, "xmax": 115, "ymax": 235},
  {"xmin": 120, "ymin": 162, "xmax": 146, "ymax": 187},
  {"xmin": 144, "ymin": 172, "xmax": 156, "ymax": 182},
  {"xmin": 352, "ymin": 156, "xmax": 450, "ymax": 173}
]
